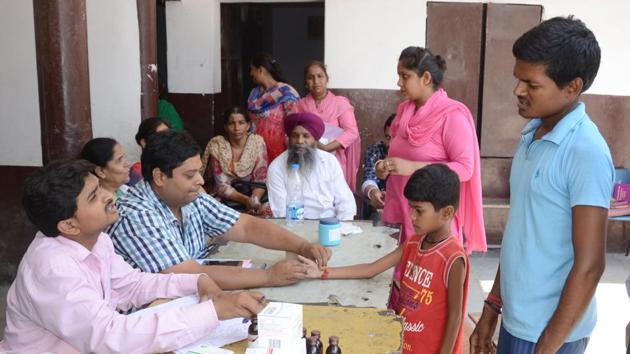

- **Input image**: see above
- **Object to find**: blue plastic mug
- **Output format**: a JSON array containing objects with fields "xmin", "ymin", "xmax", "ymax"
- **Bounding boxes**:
[{"xmin": 319, "ymin": 217, "xmax": 341, "ymax": 246}]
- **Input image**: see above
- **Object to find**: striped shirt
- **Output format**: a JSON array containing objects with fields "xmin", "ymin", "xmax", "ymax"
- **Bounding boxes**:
[{"xmin": 108, "ymin": 180, "xmax": 240, "ymax": 273}]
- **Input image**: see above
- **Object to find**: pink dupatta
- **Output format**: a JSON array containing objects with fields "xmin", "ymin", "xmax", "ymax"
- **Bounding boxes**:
[
  {"xmin": 298, "ymin": 92, "xmax": 361, "ymax": 192},
  {"xmin": 391, "ymin": 89, "xmax": 487, "ymax": 253}
]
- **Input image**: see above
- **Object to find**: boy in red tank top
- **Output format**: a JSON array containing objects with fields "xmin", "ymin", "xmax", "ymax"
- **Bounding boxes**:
[{"xmin": 300, "ymin": 164, "xmax": 469, "ymax": 354}]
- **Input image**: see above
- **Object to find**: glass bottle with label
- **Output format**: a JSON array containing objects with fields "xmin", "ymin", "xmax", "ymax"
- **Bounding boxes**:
[{"xmin": 326, "ymin": 336, "xmax": 341, "ymax": 354}]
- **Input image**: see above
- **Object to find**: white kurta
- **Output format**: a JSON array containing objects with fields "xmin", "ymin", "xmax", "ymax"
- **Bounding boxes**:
[{"xmin": 267, "ymin": 149, "xmax": 356, "ymax": 220}]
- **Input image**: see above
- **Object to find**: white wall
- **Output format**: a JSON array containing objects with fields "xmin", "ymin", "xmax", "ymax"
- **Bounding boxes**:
[
  {"xmin": 325, "ymin": 0, "xmax": 630, "ymax": 96},
  {"xmin": 0, "ymin": 1, "xmax": 42, "ymax": 166},
  {"xmin": 166, "ymin": 0, "xmax": 221, "ymax": 94},
  {"xmin": 86, "ymin": 0, "xmax": 142, "ymax": 162}
]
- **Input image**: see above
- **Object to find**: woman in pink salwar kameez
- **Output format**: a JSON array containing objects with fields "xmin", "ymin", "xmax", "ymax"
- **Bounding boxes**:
[
  {"xmin": 379, "ymin": 47, "xmax": 487, "ymax": 253},
  {"xmin": 297, "ymin": 61, "xmax": 361, "ymax": 192},
  {"xmin": 247, "ymin": 52, "xmax": 300, "ymax": 163}
]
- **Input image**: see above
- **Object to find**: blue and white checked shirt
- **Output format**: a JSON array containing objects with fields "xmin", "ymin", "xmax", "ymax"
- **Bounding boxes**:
[{"xmin": 108, "ymin": 180, "xmax": 240, "ymax": 273}]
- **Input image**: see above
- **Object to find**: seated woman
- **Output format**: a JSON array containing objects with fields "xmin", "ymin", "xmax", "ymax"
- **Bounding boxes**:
[
  {"xmin": 298, "ymin": 61, "xmax": 361, "ymax": 192},
  {"xmin": 201, "ymin": 106, "xmax": 269, "ymax": 215},
  {"xmin": 129, "ymin": 117, "xmax": 170, "ymax": 185},
  {"xmin": 80, "ymin": 137, "xmax": 131, "ymax": 200}
]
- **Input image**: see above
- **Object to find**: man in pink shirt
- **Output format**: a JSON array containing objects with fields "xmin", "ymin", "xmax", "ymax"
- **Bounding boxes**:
[{"xmin": 0, "ymin": 160, "xmax": 265, "ymax": 353}]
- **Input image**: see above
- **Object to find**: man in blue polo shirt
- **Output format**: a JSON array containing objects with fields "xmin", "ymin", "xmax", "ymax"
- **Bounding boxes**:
[{"xmin": 470, "ymin": 17, "xmax": 614, "ymax": 354}]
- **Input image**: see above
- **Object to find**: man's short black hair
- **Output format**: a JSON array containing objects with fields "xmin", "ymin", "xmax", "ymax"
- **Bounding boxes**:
[
  {"xmin": 141, "ymin": 131, "xmax": 201, "ymax": 182},
  {"xmin": 513, "ymin": 16, "xmax": 600, "ymax": 92},
  {"xmin": 404, "ymin": 164, "xmax": 459, "ymax": 211},
  {"xmin": 384, "ymin": 113, "xmax": 396, "ymax": 130},
  {"xmin": 22, "ymin": 159, "xmax": 96, "ymax": 237}
]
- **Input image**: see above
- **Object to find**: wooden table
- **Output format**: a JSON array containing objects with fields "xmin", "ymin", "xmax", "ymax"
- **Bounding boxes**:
[
  {"xmin": 224, "ymin": 304, "xmax": 403, "ymax": 354},
  {"xmin": 213, "ymin": 219, "xmax": 399, "ymax": 308}
]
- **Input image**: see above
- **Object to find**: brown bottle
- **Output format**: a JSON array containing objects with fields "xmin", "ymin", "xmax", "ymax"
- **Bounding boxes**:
[
  {"xmin": 311, "ymin": 330, "xmax": 323, "ymax": 354},
  {"xmin": 307, "ymin": 336, "xmax": 320, "ymax": 354},
  {"xmin": 326, "ymin": 336, "xmax": 341, "ymax": 354},
  {"xmin": 247, "ymin": 316, "xmax": 258, "ymax": 348}
]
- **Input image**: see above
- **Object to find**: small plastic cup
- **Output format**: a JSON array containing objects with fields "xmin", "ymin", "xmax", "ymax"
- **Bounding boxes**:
[{"xmin": 319, "ymin": 217, "xmax": 341, "ymax": 246}]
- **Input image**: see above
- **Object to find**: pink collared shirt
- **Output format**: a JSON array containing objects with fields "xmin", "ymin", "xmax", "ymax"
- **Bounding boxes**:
[{"xmin": 0, "ymin": 232, "xmax": 219, "ymax": 354}]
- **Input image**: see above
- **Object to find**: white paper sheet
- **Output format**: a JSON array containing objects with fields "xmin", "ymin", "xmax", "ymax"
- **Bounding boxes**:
[{"xmin": 134, "ymin": 295, "xmax": 248, "ymax": 353}]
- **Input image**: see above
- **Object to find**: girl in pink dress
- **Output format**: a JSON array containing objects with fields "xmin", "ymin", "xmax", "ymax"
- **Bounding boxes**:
[
  {"xmin": 378, "ymin": 46, "xmax": 487, "ymax": 254},
  {"xmin": 247, "ymin": 52, "xmax": 300, "ymax": 163},
  {"xmin": 297, "ymin": 61, "xmax": 361, "ymax": 192}
]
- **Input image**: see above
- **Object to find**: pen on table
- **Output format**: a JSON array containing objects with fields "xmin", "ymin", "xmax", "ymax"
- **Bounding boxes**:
[{"xmin": 243, "ymin": 295, "xmax": 267, "ymax": 323}]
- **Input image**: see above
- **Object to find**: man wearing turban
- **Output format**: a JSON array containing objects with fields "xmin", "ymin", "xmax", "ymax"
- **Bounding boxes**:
[{"xmin": 267, "ymin": 113, "xmax": 356, "ymax": 220}]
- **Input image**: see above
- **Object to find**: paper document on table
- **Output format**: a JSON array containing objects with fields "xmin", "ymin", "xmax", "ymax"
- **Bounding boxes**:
[
  {"xmin": 133, "ymin": 295, "xmax": 248, "ymax": 353},
  {"xmin": 340, "ymin": 222, "xmax": 362, "ymax": 236}
]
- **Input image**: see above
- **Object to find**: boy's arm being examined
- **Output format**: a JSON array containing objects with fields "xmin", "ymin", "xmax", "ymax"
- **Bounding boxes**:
[
  {"xmin": 535, "ymin": 205, "xmax": 607, "ymax": 354},
  {"xmin": 298, "ymin": 245, "xmax": 403, "ymax": 279},
  {"xmin": 439, "ymin": 257, "xmax": 466, "ymax": 354}
]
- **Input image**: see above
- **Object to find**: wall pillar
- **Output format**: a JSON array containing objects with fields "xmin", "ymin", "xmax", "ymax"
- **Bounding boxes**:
[
  {"xmin": 137, "ymin": 0, "xmax": 159, "ymax": 119},
  {"xmin": 33, "ymin": 0, "xmax": 93, "ymax": 162}
]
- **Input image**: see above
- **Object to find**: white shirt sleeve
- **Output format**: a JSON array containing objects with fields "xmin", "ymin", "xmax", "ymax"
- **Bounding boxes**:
[
  {"xmin": 267, "ymin": 157, "xmax": 287, "ymax": 218},
  {"xmin": 329, "ymin": 157, "xmax": 357, "ymax": 221}
]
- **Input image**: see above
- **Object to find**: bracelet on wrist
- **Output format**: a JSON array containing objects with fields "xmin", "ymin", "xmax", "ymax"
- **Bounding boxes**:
[
  {"xmin": 484, "ymin": 299, "xmax": 502, "ymax": 315},
  {"xmin": 487, "ymin": 292, "xmax": 503, "ymax": 308},
  {"xmin": 321, "ymin": 268, "xmax": 330, "ymax": 280}
]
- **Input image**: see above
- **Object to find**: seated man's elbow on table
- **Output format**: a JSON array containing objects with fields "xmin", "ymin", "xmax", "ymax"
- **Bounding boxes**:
[{"xmin": 161, "ymin": 258, "xmax": 307, "ymax": 289}]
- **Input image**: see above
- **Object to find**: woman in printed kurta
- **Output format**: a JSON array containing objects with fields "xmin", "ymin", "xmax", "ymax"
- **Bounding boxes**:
[
  {"xmin": 378, "ymin": 47, "xmax": 486, "ymax": 253},
  {"xmin": 80, "ymin": 137, "xmax": 131, "ymax": 200},
  {"xmin": 247, "ymin": 52, "xmax": 299, "ymax": 163},
  {"xmin": 201, "ymin": 107, "xmax": 269, "ymax": 215},
  {"xmin": 298, "ymin": 61, "xmax": 361, "ymax": 192}
]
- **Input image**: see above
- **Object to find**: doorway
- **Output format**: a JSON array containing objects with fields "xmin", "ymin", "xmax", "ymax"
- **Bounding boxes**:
[{"xmin": 215, "ymin": 2, "xmax": 325, "ymax": 136}]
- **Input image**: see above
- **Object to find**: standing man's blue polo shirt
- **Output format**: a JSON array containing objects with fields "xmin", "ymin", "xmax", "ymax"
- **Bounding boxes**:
[{"xmin": 500, "ymin": 102, "xmax": 614, "ymax": 343}]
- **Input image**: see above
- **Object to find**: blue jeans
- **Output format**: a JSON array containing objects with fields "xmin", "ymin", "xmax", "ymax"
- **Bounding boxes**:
[{"xmin": 498, "ymin": 325, "xmax": 589, "ymax": 354}]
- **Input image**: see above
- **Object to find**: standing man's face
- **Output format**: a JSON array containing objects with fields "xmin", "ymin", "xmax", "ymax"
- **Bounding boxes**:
[{"xmin": 512, "ymin": 59, "xmax": 578, "ymax": 121}]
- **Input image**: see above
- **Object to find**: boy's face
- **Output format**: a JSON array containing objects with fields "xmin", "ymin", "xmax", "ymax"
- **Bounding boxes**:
[
  {"xmin": 64, "ymin": 173, "xmax": 119, "ymax": 238},
  {"xmin": 409, "ymin": 200, "xmax": 450, "ymax": 235},
  {"xmin": 512, "ymin": 59, "xmax": 578, "ymax": 120}
]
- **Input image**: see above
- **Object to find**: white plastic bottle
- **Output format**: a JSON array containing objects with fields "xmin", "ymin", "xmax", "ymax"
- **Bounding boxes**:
[{"xmin": 286, "ymin": 163, "xmax": 305, "ymax": 226}]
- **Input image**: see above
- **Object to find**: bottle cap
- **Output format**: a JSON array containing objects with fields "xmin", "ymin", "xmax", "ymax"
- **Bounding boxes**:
[
  {"xmin": 311, "ymin": 330, "xmax": 321, "ymax": 338},
  {"xmin": 291, "ymin": 163, "xmax": 300, "ymax": 170},
  {"xmin": 329, "ymin": 335, "xmax": 339, "ymax": 345},
  {"xmin": 319, "ymin": 217, "xmax": 340, "ymax": 225}
]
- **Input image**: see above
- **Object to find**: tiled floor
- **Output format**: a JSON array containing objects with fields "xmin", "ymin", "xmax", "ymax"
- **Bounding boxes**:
[
  {"xmin": 0, "ymin": 251, "xmax": 628, "ymax": 353},
  {"xmin": 468, "ymin": 250, "xmax": 630, "ymax": 354}
]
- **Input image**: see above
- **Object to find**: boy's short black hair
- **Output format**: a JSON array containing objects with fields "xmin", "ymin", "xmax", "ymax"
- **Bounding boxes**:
[
  {"xmin": 22, "ymin": 159, "xmax": 96, "ymax": 237},
  {"xmin": 404, "ymin": 164, "xmax": 460, "ymax": 211},
  {"xmin": 512, "ymin": 16, "xmax": 600, "ymax": 93},
  {"xmin": 141, "ymin": 131, "xmax": 200, "ymax": 182}
]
